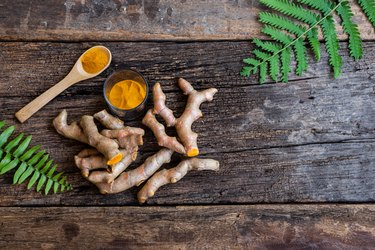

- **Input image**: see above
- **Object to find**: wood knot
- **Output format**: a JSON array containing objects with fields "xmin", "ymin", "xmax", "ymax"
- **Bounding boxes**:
[{"xmin": 62, "ymin": 223, "xmax": 80, "ymax": 241}]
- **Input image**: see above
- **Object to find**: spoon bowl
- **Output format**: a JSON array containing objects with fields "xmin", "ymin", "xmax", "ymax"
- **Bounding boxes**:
[
  {"xmin": 15, "ymin": 45, "xmax": 112, "ymax": 123},
  {"xmin": 75, "ymin": 45, "xmax": 112, "ymax": 78}
]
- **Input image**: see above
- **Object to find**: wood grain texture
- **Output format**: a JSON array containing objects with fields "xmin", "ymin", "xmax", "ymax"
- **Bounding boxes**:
[
  {"xmin": 0, "ymin": 205, "xmax": 374, "ymax": 249},
  {"xmin": 0, "ymin": 0, "xmax": 374, "ymax": 41},
  {"xmin": 0, "ymin": 41, "xmax": 374, "ymax": 205}
]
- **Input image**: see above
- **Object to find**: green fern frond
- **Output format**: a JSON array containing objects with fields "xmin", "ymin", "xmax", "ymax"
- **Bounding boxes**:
[
  {"xmin": 297, "ymin": 0, "xmax": 343, "ymax": 75},
  {"xmin": 357, "ymin": 0, "xmax": 375, "ymax": 27},
  {"xmin": 337, "ymin": 1, "xmax": 362, "ymax": 60},
  {"xmin": 241, "ymin": 0, "xmax": 373, "ymax": 83},
  {"xmin": 253, "ymin": 38, "xmax": 282, "ymax": 53},
  {"xmin": 263, "ymin": 26, "xmax": 309, "ymax": 75},
  {"xmin": 262, "ymin": 26, "xmax": 294, "ymax": 45},
  {"xmin": 242, "ymin": 58, "xmax": 260, "ymax": 75},
  {"xmin": 259, "ymin": 0, "xmax": 318, "ymax": 25},
  {"xmin": 0, "ymin": 121, "xmax": 72, "ymax": 194},
  {"xmin": 281, "ymin": 47, "xmax": 292, "ymax": 82},
  {"xmin": 240, "ymin": 66, "xmax": 252, "ymax": 77},
  {"xmin": 243, "ymin": 58, "xmax": 260, "ymax": 66},
  {"xmin": 259, "ymin": 62, "xmax": 268, "ymax": 84},
  {"xmin": 294, "ymin": 39, "xmax": 308, "ymax": 75},
  {"xmin": 253, "ymin": 49, "xmax": 271, "ymax": 60},
  {"xmin": 321, "ymin": 16, "xmax": 342, "ymax": 78},
  {"xmin": 297, "ymin": 0, "xmax": 333, "ymax": 15},
  {"xmin": 259, "ymin": 12, "xmax": 306, "ymax": 36},
  {"xmin": 306, "ymin": 28, "xmax": 321, "ymax": 60},
  {"xmin": 269, "ymin": 55, "xmax": 280, "ymax": 81}
]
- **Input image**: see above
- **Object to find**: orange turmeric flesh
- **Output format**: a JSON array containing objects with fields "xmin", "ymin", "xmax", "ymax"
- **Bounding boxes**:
[
  {"xmin": 187, "ymin": 148, "xmax": 199, "ymax": 157},
  {"xmin": 109, "ymin": 80, "xmax": 146, "ymax": 110},
  {"xmin": 107, "ymin": 152, "xmax": 123, "ymax": 165}
]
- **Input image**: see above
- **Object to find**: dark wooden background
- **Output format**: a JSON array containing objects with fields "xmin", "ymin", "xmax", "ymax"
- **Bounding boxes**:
[{"xmin": 0, "ymin": 0, "xmax": 374, "ymax": 248}]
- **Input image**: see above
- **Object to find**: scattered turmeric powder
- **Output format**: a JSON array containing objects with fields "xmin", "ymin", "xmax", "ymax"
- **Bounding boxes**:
[
  {"xmin": 81, "ymin": 47, "xmax": 109, "ymax": 74},
  {"xmin": 109, "ymin": 80, "xmax": 146, "ymax": 110}
]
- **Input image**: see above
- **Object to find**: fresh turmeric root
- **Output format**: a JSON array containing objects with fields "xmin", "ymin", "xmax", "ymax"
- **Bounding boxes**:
[
  {"xmin": 74, "ymin": 148, "xmax": 108, "ymax": 177},
  {"xmin": 54, "ymin": 110, "xmax": 174, "ymax": 197},
  {"xmin": 93, "ymin": 109, "xmax": 125, "ymax": 129},
  {"xmin": 53, "ymin": 109, "xmax": 88, "ymax": 144},
  {"xmin": 54, "ymin": 78, "xmax": 219, "ymax": 203},
  {"xmin": 88, "ymin": 149, "xmax": 174, "ymax": 194},
  {"xmin": 142, "ymin": 109, "xmax": 185, "ymax": 154},
  {"xmin": 143, "ymin": 79, "xmax": 217, "ymax": 157},
  {"xmin": 53, "ymin": 109, "xmax": 144, "ymax": 165},
  {"xmin": 87, "ymin": 150, "xmax": 136, "ymax": 187},
  {"xmin": 80, "ymin": 115, "xmax": 123, "ymax": 165},
  {"xmin": 138, "ymin": 158, "xmax": 220, "ymax": 203},
  {"xmin": 75, "ymin": 144, "xmax": 219, "ymax": 203},
  {"xmin": 101, "ymin": 127, "xmax": 144, "ymax": 154}
]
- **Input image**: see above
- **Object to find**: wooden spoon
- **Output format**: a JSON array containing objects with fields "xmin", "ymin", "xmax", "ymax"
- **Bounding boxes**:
[{"xmin": 15, "ymin": 45, "xmax": 112, "ymax": 123}]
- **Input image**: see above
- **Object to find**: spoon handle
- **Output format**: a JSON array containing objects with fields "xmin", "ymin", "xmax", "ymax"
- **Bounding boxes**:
[{"xmin": 15, "ymin": 72, "xmax": 83, "ymax": 123}]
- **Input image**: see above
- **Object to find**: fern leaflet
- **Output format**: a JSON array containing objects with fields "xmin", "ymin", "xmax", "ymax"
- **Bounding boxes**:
[
  {"xmin": 294, "ymin": 39, "xmax": 308, "ymax": 75},
  {"xmin": 259, "ymin": 62, "xmax": 268, "ymax": 84},
  {"xmin": 253, "ymin": 38, "xmax": 282, "ymax": 53},
  {"xmin": 336, "ymin": 1, "xmax": 362, "ymax": 59},
  {"xmin": 321, "ymin": 16, "xmax": 342, "ymax": 78},
  {"xmin": 357, "ymin": 0, "xmax": 375, "ymax": 27},
  {"xmin": 269, "ymin": 55, "xmax": 280, "ymax": 81},
  {"xmin": 306, "ymin": 28, "xmax": 321, "ymax": 60},
  {"xmin": 297, "ymin": 0, "xmax": 333, "ymax": 15},
  {"xmin": 259, "ymin": 0, "xmax": 318, "ymax": 25},
  {"xmin": 281, "ymin": 47, "xmax": 292, "ymax": 82},
  {"xmin": 259, "ymin": 12, "xmax": 306, "ymax": 36}
]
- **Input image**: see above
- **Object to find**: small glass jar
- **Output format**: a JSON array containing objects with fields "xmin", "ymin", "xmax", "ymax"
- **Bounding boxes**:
[{"xmin": 103, "ymin": 69, "xmax": 149, "ymax": 120}]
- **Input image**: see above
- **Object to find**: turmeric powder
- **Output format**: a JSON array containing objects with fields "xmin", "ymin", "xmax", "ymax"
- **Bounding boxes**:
[
  {"xmin": 81, "ymin": 47, "xmax": 109, "ymax": 74},
  {"xmin": 109, "ymin": 80, "xmax": 146, "ymax": 110}
]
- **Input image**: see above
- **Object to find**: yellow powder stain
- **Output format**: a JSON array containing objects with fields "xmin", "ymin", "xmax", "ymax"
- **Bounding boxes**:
[{"xmin": 109, "ymin": 80, "xmax": 146, "ymax": 110}]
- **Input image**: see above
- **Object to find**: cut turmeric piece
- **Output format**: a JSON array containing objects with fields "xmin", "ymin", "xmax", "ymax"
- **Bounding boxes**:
[
  {"xmin": 106, "ymin": 152, "xmax": 123, "ymax": 165},
  {"xmin": 187, "ymin": 148, "xmax": 199, "ymax": 157}
]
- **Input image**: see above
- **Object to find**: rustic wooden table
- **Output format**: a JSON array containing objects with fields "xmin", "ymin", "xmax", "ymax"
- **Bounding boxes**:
[{"xmin": 1, "ymin": 0, "xmax": 375, "ymax": 248}]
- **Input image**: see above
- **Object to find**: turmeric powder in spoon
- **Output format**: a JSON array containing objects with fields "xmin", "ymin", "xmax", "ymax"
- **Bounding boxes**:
[
  {"xmin": 81, "ymin": 47, "xmax": 109, "ymax": 74},
  {"xmin": 109, "ymin": 80, "xmax": 146, "ymax": 110}
]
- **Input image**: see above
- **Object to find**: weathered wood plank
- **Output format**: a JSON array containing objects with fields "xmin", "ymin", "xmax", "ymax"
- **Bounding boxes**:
[
  {"xmin": 0, "ymin": 41, "xmax": 374, "ymax": 205},
  {"xmin": 0, "ymin": 139, "xmax": 374, "ymax": 205},
  {"xmin": 0, "ymin": 205, "xmax": 374, "ymax": 249},
  {"xmin": 0, "ymin": 0, "xmax": 374, "ymax": 41},
  {"xmin": 1, "ymin": 42, "xmax": 374, "ymax": 151}
]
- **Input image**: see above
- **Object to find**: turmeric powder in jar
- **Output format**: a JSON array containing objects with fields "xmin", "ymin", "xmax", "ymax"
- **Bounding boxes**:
[
  {"xmin": 81, "ymin": 47, "xmax": 109, "ymax": 74},
  {"xmin": 108, "ymin": 80, "xmax": 146, "ymax": 110},
  {"xmin": 104, "ymin": 69, "xmax": 149, "ymax": 120}
]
